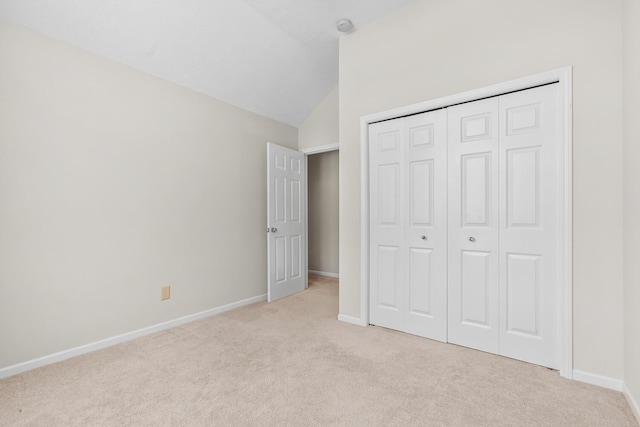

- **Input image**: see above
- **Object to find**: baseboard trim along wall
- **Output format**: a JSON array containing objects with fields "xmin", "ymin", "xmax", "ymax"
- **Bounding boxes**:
[
  {"xmin": 573, "ymin": 369, "xmax": 625, "ymax": 391},
  {"xmin": 309, "ymin": 270, "xmax": 339, "ymax": 279},
  {"xmin": 337, "ymin": 314, "xmax": 367, "ymax": 326},
  {"xmin": 623, "ymin": 384, "xmax": 640, "ymax": 424},
  {"xmin": 0, "ymin": 293, "xmax": 267, "ymax": 380}
]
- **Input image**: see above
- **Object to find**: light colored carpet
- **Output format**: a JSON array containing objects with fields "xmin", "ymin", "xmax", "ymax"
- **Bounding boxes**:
[{"xmin": 0, "ymin": 275, "xmax": 637, "ymax": 426}]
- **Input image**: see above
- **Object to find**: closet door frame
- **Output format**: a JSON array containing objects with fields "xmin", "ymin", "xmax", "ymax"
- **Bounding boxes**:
[{"xmin": 359, "ymin": 67, "xmax": 573, "ymax": 379}]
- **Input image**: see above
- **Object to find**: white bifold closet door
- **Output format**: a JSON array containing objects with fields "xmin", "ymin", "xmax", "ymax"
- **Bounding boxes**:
[
  {"xmin": 369, "ymin": 110, "xmax": 448, "ymax": 342},
  {"xmin": 498, "ymin": 84, "xmax": 560, "ymax": 369},
  {"xmin": 369, "ymin": 83, "xmax": 561, "ymax": 370},
  {"xmin": 448, "ymin": 84, "xmax": 560, "ymax": 369},
  {"xmin": 447, "ymin": 97, "xmax": 501, "ymax": 354}
]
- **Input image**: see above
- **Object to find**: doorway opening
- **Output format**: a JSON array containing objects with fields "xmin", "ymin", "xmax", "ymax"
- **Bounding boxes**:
[{"xmin": 307, "ymin": 149, "xmax": 339, "ymax": 279}]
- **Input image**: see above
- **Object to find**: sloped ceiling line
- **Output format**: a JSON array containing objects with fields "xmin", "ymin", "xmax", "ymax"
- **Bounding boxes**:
[{"xmin": 0, "ymin": 0, "xmax": 415, "ymax": 126}]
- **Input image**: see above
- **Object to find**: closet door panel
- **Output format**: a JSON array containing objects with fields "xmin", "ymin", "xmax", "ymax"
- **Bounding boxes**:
[
  {"xmin": 369, "ymin": 119, "xmax": 405, "ymax": 331},
  {"xmin": 408, "ymin": 247, "xmax": 433, "ymax": 314},
  {"xmin": 376, "ymin": 245, "xmax": 401, "ymax": 308},
  {"xmin": 462, "ymin": 153, "xmax": 492, "ymax": 226},
  {"xmin": 461, "ymin": 250, "xmax": 491, "ymax": 325},
  {"xmin": 499, "ymin": 84, "xmax": 560, "ymax": 369},
  {"xmin": 404, "ymin": 110, "xmax": 448, "ymax": 341},
  {"xmin": 448, "ymin": 98, "xmax": 500, "ymax": 354},
  {"xmin": 409, "ymin": 160, "xmax": 433, "ymax": 226}
]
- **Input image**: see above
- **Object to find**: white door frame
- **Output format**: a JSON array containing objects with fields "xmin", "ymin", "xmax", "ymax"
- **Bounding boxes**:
[
  {"xmin": 301, "ymin": 143, "xmax": 340, "ymax": 287},
  {"xmin": 359, "ymin": 67, "xmax": 573, "ymax": 378}
]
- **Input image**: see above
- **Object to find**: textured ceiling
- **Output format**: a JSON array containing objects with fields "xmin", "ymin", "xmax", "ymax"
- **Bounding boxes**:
[{"xmin": 0, "ymin": 0, "xmax": 415, "ymax": 126}]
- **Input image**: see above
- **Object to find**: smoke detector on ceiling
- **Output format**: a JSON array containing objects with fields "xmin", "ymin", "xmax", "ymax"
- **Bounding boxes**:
[{"xmin": 336, "ymin": 19, "xmax": 354, "ymax": 33}]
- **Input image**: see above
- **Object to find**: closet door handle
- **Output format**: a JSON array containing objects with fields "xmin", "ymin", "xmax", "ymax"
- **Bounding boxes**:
[
  {"xmin": 421, "ymin": 235, "xmax": 427, "ymax": 240},
  {"xmin": 469, "ymin": 237, "xmax": 476, "ymax": 242}
]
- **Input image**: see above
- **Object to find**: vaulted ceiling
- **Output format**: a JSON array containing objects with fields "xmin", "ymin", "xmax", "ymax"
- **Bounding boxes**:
[{"xmin": 0, "ymin": 0, "xmax": 415, "ymax": 126}]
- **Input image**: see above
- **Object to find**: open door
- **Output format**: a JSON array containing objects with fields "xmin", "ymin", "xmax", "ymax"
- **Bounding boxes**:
[{"xmin": 267, "ymin": 142, "xmax": 307, "ymax": 302}]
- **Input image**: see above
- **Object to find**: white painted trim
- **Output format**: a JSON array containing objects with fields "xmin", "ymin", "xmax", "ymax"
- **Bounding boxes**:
[
  {"xmin": 0, "ymin": 293, "xmax": 267, "ymax": 380},
  {"xmin": 360, "ymin": 118, "xmax": 370, "ymax": 329},
  {"xmin": 574, "ymin": 370, "xmax": 640, "ymax": 424},
  {"xmin": 560, "ymin": 68, "xmax": 574, "ymax": 379},
  {"xmin": 304, "ymin": 154, "xmax": 309, "ymax": 289},
  {"xmin": 572, "ymin": 370, "xmax": 624, "ymax": 392},
  {"xmin": 360, "ymin": 67, "xmax": 573, "ymax": 378},
  {"xmin": 338, "ymin": 314, "xmax": 367, "ymax": 326},
  {"xmin": 309, "ymin": 270, "xmax": 339, "ymax": 279},
  {"xmin": 623, "ymin": 384, "xmax": 640, "ymax": 424},
  {"xmin": 300, "ymin": 143, "xmax": 339, "ymax": 155},
  {"xmin": 362, "ymin": 69, "xmax": 571, "ymax": 124}
]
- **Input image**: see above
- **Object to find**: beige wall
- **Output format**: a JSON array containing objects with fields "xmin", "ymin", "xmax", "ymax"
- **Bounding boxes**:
[
  {"xmin": 623, "ymin": 0, "xmax": 640, "ymax": 410},
  {"xmin": 298, "ymin": 86, "xmax": 339, "ymax": 151},
  {"xmin": 339, "ymin": 0, "xmax": 624, "ymax": 379},
  {"xmin": 0, "ymin": 19, "xmax": 297, "ymax": 370},
  {"xmin": 308, "ymin": 151, "xmax": 339, "ymax": 275}
]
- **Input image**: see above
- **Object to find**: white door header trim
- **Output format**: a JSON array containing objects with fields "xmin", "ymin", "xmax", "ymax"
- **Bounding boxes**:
[
  {"xmin": 361, "ymin": 67, "xmax": 571, "ymax": 125},
  {"xmin": 300, "ymin": 143, "xmax": 339, "ymax": 155}
]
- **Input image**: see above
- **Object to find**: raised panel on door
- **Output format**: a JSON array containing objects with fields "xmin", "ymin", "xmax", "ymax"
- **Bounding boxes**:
[
  {"xmin": 289, "ymin": 176, "xmax": 303, "ymax": 281},
  {"xmin": 448, "ymin": 98, "xmax": 500, "ymax": 355},
  {"xmin": 507, "ymin": 148, "xmax": 540, "ymax": 227},
  {"xmin": 409, "ymin": 160, "xmax": 433, "ymax": 226},
  {"xmin": 499, "ymin": 84, "xmax": 560, "ymax": 369},
  {"xmin": 462, "ymin": 153, "xmax": 492, "ymax": 227},
  {"xmin": 274, "ymin": 175, "xmax": 286, "ymax": 224},
  {"xmin": 408, "ymin": 247, "xmax": 433, "ymax": 315},
  {"xmin": 290, "ymin": 235, "xmax": 301, "ymax": 279},
  {"xmin": 505, "ymin": 253, "xmax": 540, "ymax": 335},
  {"xmin": 378, "ymin": 164, "xmax": 400, "ymax": 225},
  {"xmin": 404, "ymin": 110, "xmax": 447, "ymax": 342},
  {"xmin": 274, "ymin": 236, "xmax": 286, "ymax": 284},
  {"xmin": 369, "ymin": 119, "xmax": 405, "ymax": 331},
  {"xmin": 290, "ymin": 178, "xmax": 301, "ymax": 223},
  {"xmin": 461, "ymin": 250, "xmax": 491, "ymax": 326},
  {"xmin": 377, "ymin": 245, "xmax": 401, "ymax": 309}
]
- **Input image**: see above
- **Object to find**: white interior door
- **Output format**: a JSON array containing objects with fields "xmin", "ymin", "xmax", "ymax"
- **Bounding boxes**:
[
  {"xmin": 267, "ymin": 143, "xmax": 306, "ymax": 302},
  {"xmin": 447, "ymin": 98, "xmax": 500, "ymax": 354},
  {"xmin": 498, "ymin": 84, "xmax": 560, "ymax": 369},
  {"xmin": 369, "ymin": 110, "xmax": 448, "ymax": 342}
]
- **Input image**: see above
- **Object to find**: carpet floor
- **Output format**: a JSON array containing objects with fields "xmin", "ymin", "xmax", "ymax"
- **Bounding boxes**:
[{"xmin": 0, "ymin": 275, "xmax": 637, "ymax": 426}]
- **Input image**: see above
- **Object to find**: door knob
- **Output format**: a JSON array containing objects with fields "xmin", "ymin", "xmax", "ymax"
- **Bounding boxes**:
[
  {"xmin": 421, "ymin": 235, "xmax": 427, "ymax": 240},
  {"xmin": 271, "ymin": 228, "xmax": 277, "ymax": 233},
  {"xmin": 469, "ymin": 237, "xmax": 476, "ymax": 242}
]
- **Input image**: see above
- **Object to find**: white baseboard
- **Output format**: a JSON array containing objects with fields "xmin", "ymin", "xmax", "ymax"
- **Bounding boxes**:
[
  {"xmin": 337, "ymin": 313, "xmax": 367, "ymax": 326},
  {"xmin": 0, "ymin": 293, "xmax": 267, "ymax": 380},
  {"xmin": 545, "ymin": 369, "xmax": 639, "ymax": 422},
  {"xmin": 624, "ymin": 384, "xmax": 640, "ymax": 424},
  {"xmin": 309, "ymin": 270, "xmax": 339, "ymax": 279},
  {"xmin": 573, "ymin": 369, "xmax": 624, "ymax": 392}
]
